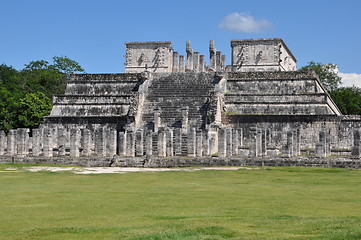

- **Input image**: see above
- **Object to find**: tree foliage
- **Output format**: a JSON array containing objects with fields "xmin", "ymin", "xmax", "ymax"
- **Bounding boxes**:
[
  {"xmin": 17, "ymin": 92, "xmax": 53, "ymax": 129},
  {"xmin": 330, "ymin": 87, "xmax": 361, "ymax": 115},
  {"xmin": 0, "ymin": 56, "xmax": 84, "ymax": 131},
  {"xmin": 299, "ymin": 61, "xmax": 342, "ymax": 91}
]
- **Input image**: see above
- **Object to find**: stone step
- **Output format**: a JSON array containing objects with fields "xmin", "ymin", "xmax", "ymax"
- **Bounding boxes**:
[
  {"xmin": 225, "ymin": 103, "xmax": 335, "ymax": 115},
  {"xmin": 225, "ymin": 93, "xmax": 327, "ymax": 104}
]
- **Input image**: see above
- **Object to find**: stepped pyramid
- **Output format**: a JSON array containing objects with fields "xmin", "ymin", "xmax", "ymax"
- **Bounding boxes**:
[
  {"xmin": 4, "ymin": 38, "xmax": 361, "ymax": 163},
  {"xmin": 45, "ymin": 38, "xmax": 340, "ymax": 132}
]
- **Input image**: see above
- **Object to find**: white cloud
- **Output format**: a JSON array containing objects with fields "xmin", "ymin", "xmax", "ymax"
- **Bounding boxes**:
[
  {"xmin": 339, "ymin": 73, "xmax": 361, "ymax": 88},
  {"xmin": 218, "ymin": 12, "xmax": 272, "ymax": 33}
]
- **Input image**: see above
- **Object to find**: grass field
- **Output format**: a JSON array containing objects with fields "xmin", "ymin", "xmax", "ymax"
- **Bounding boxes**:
[{"xmin": 1, "ymin": 164, "xmax": 361, "ymax": 239}]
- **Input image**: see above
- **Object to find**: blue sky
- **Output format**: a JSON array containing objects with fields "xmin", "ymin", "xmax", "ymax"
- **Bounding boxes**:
[{"xmin": 1, "ymin": 0, "xmax": 361, "ymax": 85}]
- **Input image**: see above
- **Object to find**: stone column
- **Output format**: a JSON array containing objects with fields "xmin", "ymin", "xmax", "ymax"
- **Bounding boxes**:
[
  {"xmin": 126, "ymin": 129, "xmax": 135, "ymax": 157},
  {"xmin": 43, "ymin": 127, "xmax": 53, "ymax": 158},
  {"xmin": 174, "ymin": 128, "xmax": 182, "ymax": 156},
  {"xmin": 181, "ymin": 106, "xmax": 189, "ymax": 134},
  {"xmin": 179, "ymin": 55, "xmax": 185, "ymax": 72},
  {"xmin": 295, "ymin": 129, "xmax": 301, "ymax": 156},
  {"xmin": 135, "ymin": 129, "xmax": 144, "ymax": 156},
  {"xmin": 172, "ymin": 52, "xmax": 179, "ymax": 72},
  {"xmin": 16, "ymin": 128, "xmax": 29, "ymax": 157},
  {"xmin": 95, "ymin": 127, "xmax": 105, "ymax": 157},
  {"xmin": 232, "ymin": 129, "xmax": 239, "ymax": 156},
  {"xmin": 106, "ymin": 128, "xmax": 117, "ymax": 157},
  {"xmin": 283, "ymin": 131, "xmax": 293, "ymax": 157},
  {"xmin": 352, "ymin": 129, "xmax": 361, "ymax": 157},
  {"xmin": 118, "ymin": 131, "xmax": 126, "ymax": 157},
  {"xmin": 145, "ymin": 130, "xmax": 153, "ymax": 156},
  {"xmin": 199, "ymin": 55, "xmax": 205, "ymax": 72},
  {"xmin": 316, "ymin": 130, "xmax": 327, "ymax": 157},
  {"xmin": 209, "ymin": 131, "xmax": 217, "ymax": 155},
  {"xmin": 187, "ymin": 128, "xmax": 196, "ymax": 157},
  {"xmin": 261, "ymin": 129, "xmax": 267, "ymax": 157},
  {"xmin": 202, "ymin": 131, "xmax": 209, "ymax": 156},
  {"xmin": 154, "ymin": 107, "xmax": 161, "ymax": 132},
  {"xmin": 32, "ymin": 129, "xmax": 41, "ymax": 156},
  {"xmin": 81, "ymin": 129, "xmax": 91, "ymax": 157},
  {"xmin": 256, "ymin": 129, "xmax": 263, "ymax": 157},
  {"xmin": 7, "ymin": 129, "xmax": 16, "ymax": 156},
  {"xmin": 226, "ymin": 128, "xmax": 233, "ymax": 157},
  {"xmin": 218, "ymin": 128, "xmax": 226, "ymax": 157},
  {"xmin": 196, "ymin": 129, "xmax": 203, "ymax": 157},
  {"xmin": 193, "ymin": 52, "xmax": 199, "ymax": 72},
  {"xmin": 186, "ymin": 40, "xmax": 193, "ymax": 71},
  {"xmin": 209, "ymin": 40, "xmax": 216, "ymax": 71},
  {"xmin": 221, "ymin": 55, "xmax": 226, "ymax": 71},
  {"xmin": 216, "ymin": 51, "xmax": 222, "ymax": 72},
  {"xmin": 70, "ymin": 128, "xmax": 80, "ymax": 157},
  {"xmin": 325, "ymin": 130, "xmax": 331, "ymax": 157},
  {"xmin": 249, "ymin": 128, "xmax": 258, "ymax": 157},
  {"xmin": 57, "ymin": 128, "xmax": 66, "ymax": 156},
  {"xmin": 239, "ymin": 128, "xmax": 243, "ymax": 147},
  {"xmin": 0, "ymin": 130, "xmax": 5, "ymax": 156},
  {"xmin": 157, "ymin": 128, "xmax": 166, "ymax": 157},
  {"xmin": 166, "ymin": 128, "xmax": 174, "ymax": 157}
]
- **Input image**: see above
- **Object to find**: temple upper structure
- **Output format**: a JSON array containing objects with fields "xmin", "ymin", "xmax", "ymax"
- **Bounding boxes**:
[
  {"xmin": 125, "ymin": 38, "xmax": 296, "ymax": 73},
  {"xmin": 231, "ymin": 38, "xmax": 297, "ymax": 72}
]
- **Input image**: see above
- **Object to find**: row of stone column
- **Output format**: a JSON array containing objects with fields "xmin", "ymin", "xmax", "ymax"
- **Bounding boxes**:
[
  {"xmin": 116, "ymin": 127, "xmax": 217, "ymax": 157},
  {"xmin": 283, "ymin": 129, "xmax": 301, "ymax": 157},
  {"xmin": 171, "ymin": 40, "xmax": 226, "ymax": 73},
  {"xmin": 5, "ymin": 126, "xmax": 360, "ymax": 158},
  {"xmin": 0, "ymin": 127, "xmax": 117, "ymax": 158},
  {"xmin": 0, "ymin": 127, "xmax": 292, "ymax": 158}
]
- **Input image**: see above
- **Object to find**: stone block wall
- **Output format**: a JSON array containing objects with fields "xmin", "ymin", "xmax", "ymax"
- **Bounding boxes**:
[
  {"xmin": 49, "ymin": 73, "xmax": 141, "ymax": 119},
  {"xmin": 224, "ymin": 72, "xmax": 341, "ymax": 115}
]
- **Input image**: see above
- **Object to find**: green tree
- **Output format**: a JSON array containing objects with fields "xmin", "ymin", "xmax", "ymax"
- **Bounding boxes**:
[
  {"xmin": 330, "ymin": 87, "xmax": 361, "ymax": 115},
  {"xmin": 20, "ymin": 62, "xmax": 65, "ymax": 98},
  {"xmin": 20, "ymin": 56, "xmax": 84, "ymax": 99},
  {"xmin": 52, "ymin": 56, "xmax": 84, "ymax": 75},
  {"xmin": 0, "ymin": 56, "xmax": 84, "ymax": 131},
  {"xmin": 0, "ymin": 84, "xmax": 18, "ymax": 131},
  {"xmin": 17, "ymin": 92, "xmax": 53, "ymax": 129},
  {"xmin": 0, "ymin": 65, "xmax": 22, "ymax": 131},
  {"xmin": 299, "ymin": 61, "xmax": 342, "ymax": 91},
  {"xmin": 0, "ymin": 64, "xmax": 22, "ymax": 96}
]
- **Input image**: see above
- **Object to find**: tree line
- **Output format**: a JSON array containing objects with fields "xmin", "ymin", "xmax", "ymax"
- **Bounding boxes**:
[
  {"xmin": 0, "ymin": 57, "xmax": 84, "ymax": 131},
  {"xmin": 0, "ymin": 58, "xmax": 360, "ymax": 132}
]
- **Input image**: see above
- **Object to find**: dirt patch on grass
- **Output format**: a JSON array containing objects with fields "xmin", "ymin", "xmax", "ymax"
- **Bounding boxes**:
[{"xmin": 3, "ymin": 166, "xmax": 258, "ymax": 174}]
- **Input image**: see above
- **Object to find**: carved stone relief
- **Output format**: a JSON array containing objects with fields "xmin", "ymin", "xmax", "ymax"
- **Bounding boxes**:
[
  {"xmin": 124, "ymin": 48, "xmax": 132, "ymax": 66},
  {"xmin": 138, "ymin": 53, "xmax": 148, "ymax": 66},
  {"xmin": 153, "ymin": 47, "xmax": 165, "ymax": 68}
]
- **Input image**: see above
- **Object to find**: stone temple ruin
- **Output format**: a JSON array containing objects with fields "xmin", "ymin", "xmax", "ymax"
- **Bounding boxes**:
[{"xmin": 1, "ymin": 38, "xmax": 361, "ymax": 167}]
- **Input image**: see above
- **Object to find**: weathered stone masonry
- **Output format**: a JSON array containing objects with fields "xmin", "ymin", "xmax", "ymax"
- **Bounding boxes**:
[{"xmin": 1, "ymin": 38, "xmax": 361, "ymax": 167}]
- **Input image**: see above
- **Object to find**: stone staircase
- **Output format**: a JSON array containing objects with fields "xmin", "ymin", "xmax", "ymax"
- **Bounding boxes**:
[{"xmin": 141, "ymin": 73, "xmax": 216, "ymax": 129}]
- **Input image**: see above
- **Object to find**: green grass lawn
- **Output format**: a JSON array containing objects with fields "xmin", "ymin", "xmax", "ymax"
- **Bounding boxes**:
[{"xmin": 1, "ymin": 164, "xmax": 361, "ymax": 239}]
